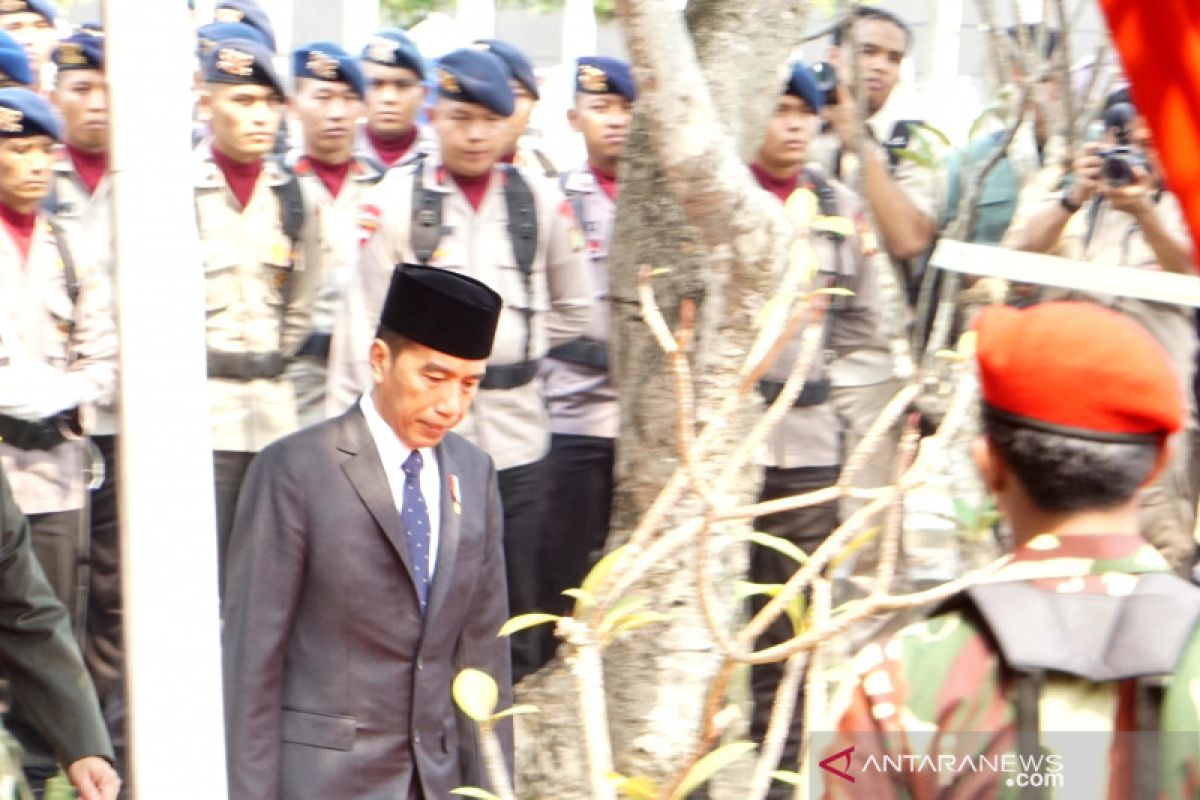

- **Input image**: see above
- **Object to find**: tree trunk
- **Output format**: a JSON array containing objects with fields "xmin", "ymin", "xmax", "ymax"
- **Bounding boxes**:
[{"xmin": 515, "ymin": 1, "xmax": 813, "ymax": 797}]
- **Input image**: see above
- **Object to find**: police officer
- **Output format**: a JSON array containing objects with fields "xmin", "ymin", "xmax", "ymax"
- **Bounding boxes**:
[
  {"xmin": 0, "ymin": 87, "xmax": 116, "ymax": 796},
  {"xmin": 47, "ymin": 28, "xmax": 126, "ymax": 777},
  {"xmin": 538, "ymin": 56, "xmax": 634, "ymax": 636},
  {"xmin": 329, "ymin": 48, "xmax": 592, "ymax": 680},
  {"xmin": 0, "ymin": 0, "xmax": 56, "ymax": 94},
  {"xmin": 823, "ymin": 302, "xmax": 1200, "ymax": 798},
  {"xmin": 195, "ymin": 38, "xmax": 319, "ymax": 594},
  {"xmin": 356, "ymin": 28, "xmax": 433, "ymax": 170},
  {"xmin": 473, "ymin": 39, "xmax": 557, "ymax": 178},
  {"xmin": 1011, "ymin": 88, "xmax": 1198, "ymax": 575},
  {"xmin": 284, "ymin": 42, "xmax": 382, "ymax": 427},
  {"xmin": 745, "ymin": 63, "xmax": 879, "ymax": 799}
]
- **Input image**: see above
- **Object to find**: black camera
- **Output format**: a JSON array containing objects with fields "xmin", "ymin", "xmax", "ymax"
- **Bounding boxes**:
[
  {"xmin": 811, "ymin": 61, "xmax": 839, "ymax": 107},
  {"xmin": 1097, "ymin": 101, "xmax": 1148, "ymax": 187}
]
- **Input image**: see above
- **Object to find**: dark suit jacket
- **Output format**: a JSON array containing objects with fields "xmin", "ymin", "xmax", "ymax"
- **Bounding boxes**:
[
  {"xmin": 0, "ymin": 464, "xmax": 112, "ymax": 768},
  {"xmin": 222, "ymin": 406, "xmax": 513, "ymax": 800}
]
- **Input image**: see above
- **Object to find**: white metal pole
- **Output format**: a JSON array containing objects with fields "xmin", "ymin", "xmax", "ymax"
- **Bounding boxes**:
[
  {"xmin": 560, "ymin": 0, "xmax": 597, "ymax": 69},
  {"xmin": 103, "ymin": 1, "xmax": 228, "ymax": 798}
]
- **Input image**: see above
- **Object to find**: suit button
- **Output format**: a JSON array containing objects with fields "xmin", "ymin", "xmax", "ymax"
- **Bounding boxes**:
[
  {"xmin": 414, "ymin": 733, "xmax": 421, "ymax": 744},
  {"xmin": 416, "ymin": 659, "xmax": 424, "ymax": 670}
]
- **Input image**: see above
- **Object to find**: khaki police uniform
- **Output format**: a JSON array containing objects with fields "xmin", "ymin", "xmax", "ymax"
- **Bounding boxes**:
[
  {"xmin": 352, "ymin": 120, "xmax": 436, "ymax": 171},
  {"xmin": 194, "ymin": 141, "xmax": 320, "ymax": 589},
  {"xmin": 809, "ymin": 103, "xmax": 938, "ymax": 501},
  {"xmin": 329, "ymin": 152, "xmax": 592, "ymax": 679},
  {"xmin": 283, "ymin": 152, "xmax": 385, "ymax": 427},
  {"xmin": 1006, "ymin": 187, "xmax": 1198, "ymax": 572}
]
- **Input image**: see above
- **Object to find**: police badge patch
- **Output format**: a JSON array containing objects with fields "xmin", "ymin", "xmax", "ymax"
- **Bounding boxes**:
[
  {"xmin": 216, "ymin": 47, "xmax": 255, "ymax": 78},
  {"xmin": 0, "ymin": 107, "xmax": 22, "ymax": 134},
  {"xmin": 578, "ymin": 65, "xmax": 608, "ymax": 93},
  {"xmin": 437, "ymin": 68, "xmax": 461, "ymax": 95},
  {"xmin": 365, "ymin": 38, "xmax": 396, "ymax": 65},
  {"xmin": 306, "ymin": 51, "xmax": 340, "ymax": 81}
]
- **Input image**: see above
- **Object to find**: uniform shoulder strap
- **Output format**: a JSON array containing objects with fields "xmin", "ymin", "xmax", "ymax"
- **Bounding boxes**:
[
  {"xmin": 409, "ymin": 153, "xmax": 443, "ymax": 266},
  {"xmin": 47, "ymin": 217, "xmax": 80, "ymax": 312},
  {"xmin": 270, "ymin": 161, "xmax": 306, "ymax": 245},
  {"xmin": 502, "ymin": 164, "xmax": 537, "ymax": 277},
  {"xmin": 882, "ymin": 119, "xmax": 924, "ymax": 171}
]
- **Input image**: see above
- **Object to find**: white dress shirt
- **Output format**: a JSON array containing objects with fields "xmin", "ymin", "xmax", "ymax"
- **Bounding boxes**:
[{"xmin": 361, "ymin": 394, "xmax": 442, "ymax": 577}]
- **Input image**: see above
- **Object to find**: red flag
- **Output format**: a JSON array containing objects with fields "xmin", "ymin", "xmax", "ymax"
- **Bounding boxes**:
[{"xmin": 1099, "ymin": 0, "xmax": 1200, "ymax": 253}]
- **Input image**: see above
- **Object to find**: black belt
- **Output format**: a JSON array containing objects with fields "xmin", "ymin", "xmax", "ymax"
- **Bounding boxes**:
[
  {"xmin": 295, "ymin": 333, "xmax": 332, "ymax": 360},
  {"xmin": 207, "ymin": 351, "xmax": 286, "ymax": 381},
  {"xmin": 547, "ymin": 337, "xmax": 608, "ymax": 371},
  {"xmin": 758, "ymin": 378, "xmax": 831, "ymax": 408},
  {"xmin": 0, "ymin": 409, "xmax": 79, "ymax": 451},
  {"xmin": 481, "ymin": 360, "xmax": 541, "ymax": 391}
]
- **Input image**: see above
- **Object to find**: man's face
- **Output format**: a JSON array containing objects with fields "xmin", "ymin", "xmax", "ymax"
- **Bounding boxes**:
[
  {"xmin": 0, "ymin": 134, "xmax": 53, "ymax": 209},
  {"xmin": 569, "ymin": 92, "xmax": 631, "ymax": 166},
  {"xmin": 370, "ymin": 338, "xmax": 486, "ymax": 450},
  {"xmin": 0, "ymin": 11, "xmax": 52, "ymax": 72},
  {"xmin": 502, "ymin": 81, "xmax": 535, "ymax": 155},
  {"xmin": 757, "ymin": 95, "xmax": 819, "ymax": 174},
  {"xmin": 834, "ymin": 17, "xmax": 907, "ymax": 113},
  {"xmin": 294, "ymin": 78, "xmax": 360, "ymax": 162},
  {"xmin": 205, "ymin": 83, "xmax": 283, "ymax": 162},
  {"xmin": 363, "ymin": 61, "xmax": 425, "ymax": 139},
  {"xmin": 53, "ymin": 69, "xmax": 108, "ymax": 153},
  {"xmin": 430, "ymin": 98, "xmax": 506, "ymax": 177}
]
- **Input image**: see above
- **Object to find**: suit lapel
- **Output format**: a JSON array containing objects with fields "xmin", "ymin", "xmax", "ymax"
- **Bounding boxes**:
[
  {"xmin": 337, "ymin": 407, "xmax": 424, "ymax": 604},
  {"xmin": 425, "ymin": 439, "xmax": 462, "ymax": 622}
]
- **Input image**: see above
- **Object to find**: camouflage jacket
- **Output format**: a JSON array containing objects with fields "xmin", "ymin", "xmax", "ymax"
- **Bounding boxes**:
[{"xmin": 819, "ymin": 533, "xmax": 1200, "ymax": 799}]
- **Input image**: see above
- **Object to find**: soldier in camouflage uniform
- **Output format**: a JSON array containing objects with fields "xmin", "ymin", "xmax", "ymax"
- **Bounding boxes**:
[{"xmin": 820, "ymin": 302, "xmax": 1200, "ymax": 799}]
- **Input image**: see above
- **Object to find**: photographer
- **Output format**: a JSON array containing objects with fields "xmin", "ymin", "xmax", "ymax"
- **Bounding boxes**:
[{"xmin": 1012, "ymin": 87, "xmax": 1198, "ymax": 575}]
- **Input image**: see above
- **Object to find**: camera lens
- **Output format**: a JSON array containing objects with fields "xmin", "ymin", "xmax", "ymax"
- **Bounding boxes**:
[{"xmin": 1102, "ymin": 153, "xmax": 1135, "ymax": 187}]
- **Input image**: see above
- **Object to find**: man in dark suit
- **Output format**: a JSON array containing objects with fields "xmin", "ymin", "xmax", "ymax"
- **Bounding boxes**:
[
  {"xmin": 0, "ymin": 462, "xmax": 119, "ymax": 800},
  {"xmin": 223, "ymin": 265, "xmax": 513, "ymax": 799}
]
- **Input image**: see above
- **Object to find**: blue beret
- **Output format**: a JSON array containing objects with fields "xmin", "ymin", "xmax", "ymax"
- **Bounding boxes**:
[
  {"xmin": 0, "ymin": 29, "xmax": 29, "ymax": 85},
  {"xmin": 0, "ymin": 88, "xmax": 58, "ymax": 140},
  {"xmin": 434, "ymin": 48, "xmax": 513, "ymax": 117},
  {"xmin": 785, "ymin": 62, "xmax": 823, "ymax": 112},
  {"xmin": 196, "ymin": 21, "xmax": 270, "ymax": 57},
  {"xmin": 575, "ymin": 56, "xmax": 635, "ymax": 102},
  {"xmin": 202, "ymin": 37, "xmax": 285, "ymax": 98},
  {"xmin": 293, "ymin": 41, "xmax": 365, "ymax": 99},
  {"xmin": 473, "ymin": 39, "xmax": 538, "ymax": 100},
  {"xmin": 213, "ymin": 0, "xmax": 276, "ymax": 53},
  {"xmin": 53, "ymin": 32, "xmax": 103, "ymax": 71},
  {"xmin": 0, "ymin": 0, "xmax": 55, "ymax": 23},
  {"xmin": 361, "ymin": 28, "xmax": 425, "ymax": 80}
]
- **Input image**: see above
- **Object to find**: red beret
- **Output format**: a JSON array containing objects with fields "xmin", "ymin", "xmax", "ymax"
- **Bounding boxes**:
[{"xmin": 974, "ymin": 301, "xmax": 1183, "ymax": 441}]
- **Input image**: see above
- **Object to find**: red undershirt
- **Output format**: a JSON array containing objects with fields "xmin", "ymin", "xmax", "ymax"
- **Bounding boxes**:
[
  {"xmin": 589, "ymin": 164, "xmax": 618, "ymax": 202},
  {"xmin": 0, "ymin": 202, "xmax": 37, "ymax": 261},
  {"xmin": 211, "ymin": 146, "xmax": 263, "ymax": 210},
  {"xmin": 499, "ymin": 150, "xmax": 515, "ymax": 165},
  {"xmin": 66, "ymin": 144, "xmax": 107, "ymax": 195},
  {"xmin": 307, "ymin": 156, "xmax": 352, "ymax": 199},
  {"xmin": 450, "ymin": 170, "xmax": 492, "ymax": 212},
  {"xmin": 750, "ymin": 162, "xmax": 802, "ymax": 204},
  {"xmin": 367, "ymin": 126, "xmax": 417, "ymax": 168}
]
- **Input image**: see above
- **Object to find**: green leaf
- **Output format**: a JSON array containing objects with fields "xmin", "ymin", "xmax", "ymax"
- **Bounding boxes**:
[
  {"xmin": 581, "ymin": 544, "xmax": 631, "ymax": 597},
  {"xmin": 813, "ymin": 286, "xmax": 855, "ymax": 297},
  {"xmin": 670, "ymin": 741, "xmax": 758, "ymax": 800},
  {"xmin": 649, "ymin": 267, "xmax": 672, "ymax": 277},
  {"xmin": 452, "ymin": 669, "xmax": 499, "ymax": 722},
  {"xmin": 739, "ymin": 531, "xmax": 809, "ymax": 566},
  {"xmin": 770, "ymin": 770, "xmax": 804, "ymax": 786},
  {"xmin": 890, "ymin": 148, "xmax": 935, "ymax": 169},
  {"xmin": 828, "ymin": 525, "xmax": 881, "ymax": 571},
  {"xmin": 491, "ymin": 704, "xmax": 540, "ymax": 721},
  {"xmin": 604, "ymin": 610, "xmax": 672, "ymax": 640},
  {"xmin": 968, "ymin": 106, "xmax": 1002, "ymax": 142},
  {"xmin": 912, "ymin": 121, "xmax": 951, "ymax": 148},
  {"xmin": 734, "ymin": 580, "xmax": 784, "ymax": 601},
  {"xmin": 496, "ymin": 613, "xmax": 560, "ymax": 639},
  {"xmin": 561, "ymin": 588, "xmax": 595, "ymax": 608},
  {"xmin": 609, "ymin": 773, "xmax": 659, "ymax": 799},
  {"xmin": 450, "ymin": 789, "xmax": 502, "ymax": 800}
]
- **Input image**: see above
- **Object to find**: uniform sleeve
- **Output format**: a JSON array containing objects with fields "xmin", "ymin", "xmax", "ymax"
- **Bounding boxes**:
[
  {"xmin": 221, "ymin": 444, "xmax": 309, "ymax": 800},
  {"xmin": 892, "ymin": 154, "xmax": 939, "ymax": 225},
  {"xmin": 541, "ymin": 189, "xmax": 593, "ymax": 349},
  {"xmin": 327, "ymin": 182, "xmax": 401, "ymax": 416},
  {"xmin": 0, "ymin": 465, "xmax": 113, "ymax": 766}
]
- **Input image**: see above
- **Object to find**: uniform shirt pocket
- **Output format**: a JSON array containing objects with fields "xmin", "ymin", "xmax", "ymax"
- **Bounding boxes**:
[
  {"xmin": 280, "ymin": 708, "xmax": 356, "ymax": 751},
  {"xmin": 42, "ymin": 288, "xmax": 74, "ymax": 366},
  {"xmin": 259, "ymin": 233, "xmax": 296, "ymax": 308}
]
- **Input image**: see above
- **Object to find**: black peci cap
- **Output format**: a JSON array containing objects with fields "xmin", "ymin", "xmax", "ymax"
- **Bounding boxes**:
[{"xmin": 378, "ymin": 265, "xmax": 502, "ymax": 360}]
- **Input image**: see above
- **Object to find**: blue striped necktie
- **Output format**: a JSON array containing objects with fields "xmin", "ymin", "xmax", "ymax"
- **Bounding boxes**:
[{"xmin": 401, "ymin": 451, "xmax": 432, "ymax": 611}]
